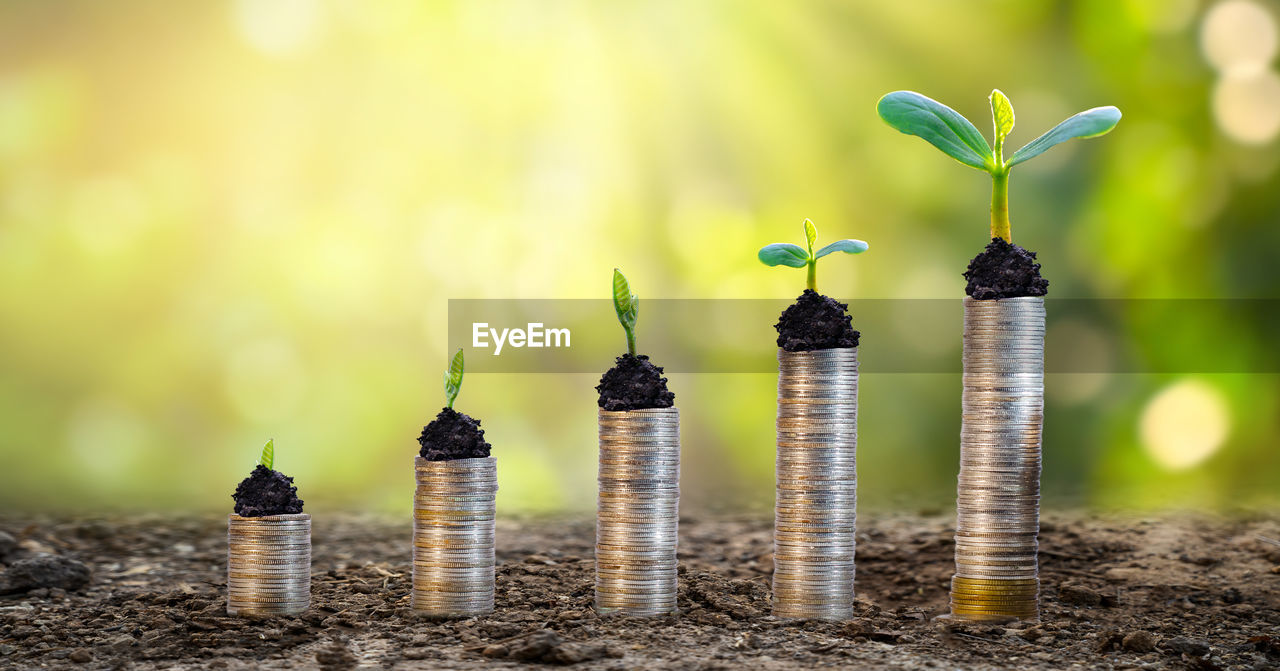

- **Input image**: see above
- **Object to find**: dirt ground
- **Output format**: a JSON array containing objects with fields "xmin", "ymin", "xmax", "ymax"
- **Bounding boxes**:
[{"xmin": 2, "ymin": 512, "xmax": 1279, "ymax": 670}]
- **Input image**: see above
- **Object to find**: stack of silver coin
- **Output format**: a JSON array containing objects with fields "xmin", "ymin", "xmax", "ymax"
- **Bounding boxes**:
[
  {"xmin": 412, "ymin": 456, "xmax": 498, "ymax": 617},
  {"xmin": 596, "ymin": 407, "xmax": 680, "ymax": 616},
  {"xmin": 226, "ymin": 513, "xmax": 311, "ymax": 616},
  {"xmin": 773, "ymin": 348, "xmax": 859, "ymax": 620},
  {"xmin": 951, "ymin": 296, "xmax": 1044, "ymax": 621}
]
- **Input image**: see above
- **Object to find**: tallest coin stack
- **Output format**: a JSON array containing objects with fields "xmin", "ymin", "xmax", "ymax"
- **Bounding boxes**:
[{"xmin": 951, "ymin": 296, "xmax": 1045, "ymax": 621}]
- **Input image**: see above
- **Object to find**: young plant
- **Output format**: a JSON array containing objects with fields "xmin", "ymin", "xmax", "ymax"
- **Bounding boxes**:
[
  {"xmin": 877, "ymin": 90, "xmax": 1120, "ymax": 243},
  {"xmin": 757, "ymin": 219, "xmax": 869, "ymax": 293},
  {"xmin": 258, "ymin": 439, "xmax": 274, "ymax": 470},
  {"xmin": 443, "ymin": 348, "xmax": 464, "ymax": 409},
  {"xmin": 613, "ymin": 268, "xmax": 638, "ymax": 356}
]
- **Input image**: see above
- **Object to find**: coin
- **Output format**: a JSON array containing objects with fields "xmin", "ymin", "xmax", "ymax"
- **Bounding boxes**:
[
  {"xmin": 772, "ymin": 347, "xmax": 858, "ymax": 621},
  {"xmin": 596, "ymin": 407, "xmax": 680, "ymax": 616},
  {"xmin": 226, "ymin": 513, "xmax": 311, "ymax": 617},
  {"xmin": 950, "ymin": 297, "xmax": 1044, "ymax": 622},
  {"xmin": 411, "ymin": 455, "xmax": 498, "ymax": 617}
]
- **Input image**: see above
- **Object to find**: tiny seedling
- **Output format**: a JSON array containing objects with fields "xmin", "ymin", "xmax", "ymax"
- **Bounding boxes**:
[
  {"xmin": 258, "ymin": 439, "xmax": 274, "ymax": 470},
  {"xmin": 757, "ymin": 219, "xmax": 868, "ymax": 292},
  {"xmin": 877, "ymin": 90, "xmax": 1120, "ymax": 242},
  {"xmin": 613, "ymin": 268, "xmax": 639, "ymax": 356},
  {"xmin": 443, "ymin": 348, "xmax": 464, "ymax": 409}
]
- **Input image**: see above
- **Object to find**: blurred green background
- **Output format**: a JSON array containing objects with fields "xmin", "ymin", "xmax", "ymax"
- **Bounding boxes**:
[{"xmin": 1, "ymin": 0, "xmax": 1277, "ymax": 515}]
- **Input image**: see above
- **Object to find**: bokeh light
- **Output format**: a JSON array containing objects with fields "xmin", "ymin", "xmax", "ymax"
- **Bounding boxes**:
[
  {"xmin": 1139, "ymin": 380, "xmax": 1231, "ymax": 471},
  {"xmin": 1212, "ymin": 70, "xmax": 1280, "ymax": 144},
  {"xmin": 1201, "ymin": 0, "xmax": 1278, "ymax": 76}
]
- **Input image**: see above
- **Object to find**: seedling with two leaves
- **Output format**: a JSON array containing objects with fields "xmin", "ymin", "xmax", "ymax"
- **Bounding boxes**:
[
  {"xmin": 877, "ymin": 90, "xmax": 1120, "ymax": 243},
  {"xmin": 757, "ymin": 219, "xmax": 868, "ymax": 293}
]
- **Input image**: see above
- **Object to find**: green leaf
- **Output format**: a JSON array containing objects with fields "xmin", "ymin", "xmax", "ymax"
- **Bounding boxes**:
[
  {"xmin": 612, "ymin": 268, "xmax": 637, "ymax": 328},
  {"xmin": 444, "ymin": 348, "xmax": 464, "ymax": 408},
  {"xmin": 814, "ymin": 239, "xmax": 869, "ymax": 259},
  {"xmin": 803, "ymin": 219, "xmax": 817, "ymax": 256},
  {"xmin": 757, "ymin": 243, "xmax": 810, "ymax": 268},
  {"xmin": 1008, "ymin": 106, "xmax": 1121, "ymax": 167},
  {"xmin": 877, "ymin": 91, "xmax": 993, "ymax": 171},
  {"xmin": 258, "ymin": 439, "xmax": 274, "ymax": 471},
  {"xmin": 990, "ymin": 89, "xmax": 1015, "ymax": 146}
]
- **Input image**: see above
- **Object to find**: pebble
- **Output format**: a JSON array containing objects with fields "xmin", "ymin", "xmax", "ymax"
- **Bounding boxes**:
[
  {"xmin": 1122, "ymin": 631, "xmax": 1157, "ymax": 653},
  {"xmin": 0, "ymin": 531, "xmax": 16, "ymax": 560},
  {"xmin": 68, "ymin": 649, "xmax": 92, "ymax": 664},
  {"xmin": 1058, "ymin": 583, "xmax": 1103, "ymax": 607},
  {"xmin": 1164, "ymin": 636, "xmax": 1210, "ymax": 657},
  {"xmin": 0, "ymin": 555, "xmax": 91, "ymax": 594}
]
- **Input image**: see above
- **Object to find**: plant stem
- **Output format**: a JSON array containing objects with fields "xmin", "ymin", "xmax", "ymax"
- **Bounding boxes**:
[
  {"xmin": 990, "ymin": 169, "xmax": 1011, "ymax": 242},
  {"xmin": 806, "ymin": 262, "xmax": 816, "ymax": 292},
  {"xmin": 626, "ymin": 328, "xmax": 636, "ymax": 356}
]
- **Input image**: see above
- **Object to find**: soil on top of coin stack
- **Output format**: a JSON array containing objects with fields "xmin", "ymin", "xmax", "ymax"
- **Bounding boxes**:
[
  {"xmin": 596, "ymin": 354, "xmax": 675, "ymax": 411},
  {"xmin": 964, "ymin": 237, "xmax": 1049, "ymax": 300},
  {"xmin": 774, "ymin": 290, "xmax": 860, "ymax": 352},
  {"xmin": 232, "ymin": 466, "xmax": 304, "ymax": 517},
  {"xmin": 418, "ymin": 407, "xmax": 492, "ymax": 461}
]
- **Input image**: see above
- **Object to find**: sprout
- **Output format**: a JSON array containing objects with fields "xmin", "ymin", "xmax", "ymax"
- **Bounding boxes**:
[
  {"xmin": 258, "ymin": 439, "xmax": 274, "ymax": 470},
  {"xmin": 443, "ymin": 348, "xmax": 464, "ymax": 409},
  {"xmin": 613, "ymin": 268, "xmax": 639, "ymax": 356},
  {"xmin": 877, "ymin": 90, "xmax": 1120, "ymax": 242},
  {"xmin": 757, "ymin": 219, "xmax": 869, "ymax": 293}
]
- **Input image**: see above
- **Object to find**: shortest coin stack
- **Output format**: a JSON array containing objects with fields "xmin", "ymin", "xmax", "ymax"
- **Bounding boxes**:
[
  {"xmin": 412, "ymin": 456, "xmax": 498, "ymax": 617},
  {"xmin": 227, "ymin": 513, "xmax": 311, "ymax": 616},
  {"xmin": 596, "ymin": 407, "xmax": 680, "ymax": 616}
]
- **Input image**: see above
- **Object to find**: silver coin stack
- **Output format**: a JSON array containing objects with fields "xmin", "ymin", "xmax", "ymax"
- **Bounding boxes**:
[
  {"xmin": 412, "ymin": 456, "xmax": 498, "ymax": 617},
  {"xmin": 595, "ymin": 407, "xmax": 680, "ymax": 616},
  {"xmin": 226, "ymin": 513, "xmax": 311, "ymax": 616},
  {"xmin": 951, "ymin": 296, "xmax": 1044, "ymax": 621},
  {"xmin": 773, "ymin": 348, "xmax": 859, "ymax": 620}
]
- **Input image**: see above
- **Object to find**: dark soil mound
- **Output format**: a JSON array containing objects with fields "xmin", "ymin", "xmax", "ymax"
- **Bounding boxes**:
[
  {"xmin": 231, "ymin": 465, "xmax": 304, "ymax": 517},
  {"xmin": 774, "ymin": 290, "xmax": 860, "ymax": 352},
  {"xmin": 596, "ymin": 354, "xmax": 675, "ymax": 411},
  {"xmin": 418, "ymin": 407, "xmax": 492, "ymax": 460},
  {"xmin": 964, "ymin": 237, "xmax": 1049, "ymax": 299}
]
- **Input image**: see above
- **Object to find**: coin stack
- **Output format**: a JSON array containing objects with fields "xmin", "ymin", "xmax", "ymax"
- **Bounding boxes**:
[
  {"xmin": 412, "ymin": 456, "xmax": 498, "ymax": 617},
  {"xmin": 951, "ymin": 296, "xmax": 1044, "ymax": 621},
  {"xmin": 595, "ymin": 407, "xmax": 680, "ymax": 616},
  {"xmin": 773, "ymin": 348, "xmax": 859, "ymax": 620},
  {"xmin": 226, "ymin": 513, "xmax": 311, "ymax": 616}
]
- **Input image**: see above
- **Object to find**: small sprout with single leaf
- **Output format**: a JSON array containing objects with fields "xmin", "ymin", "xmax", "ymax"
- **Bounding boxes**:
[
  {"xmin": 444, "ymin": 348, "xmax": 464, "ymax": 409},
  {"xmin": 876, "ymin": 89, "xmax": 1120, "ymax": 243},
  {"xmin": 758, "ymin": 219, "xmax": 868, "ymax": 293},
  {"xmin": 613, "ymin": 268, "xmax": 639, "ymax": 356},
  {"xmin": 420, "ymin": 348, "xmax": 492, "ymax": 461},
  {"xmin": 597, "ymin": 269, "xmax": 674, "ymax": 411},
  {"xmin": 232, "ymin": 439, "xmax": 304, "ymax": 518}
]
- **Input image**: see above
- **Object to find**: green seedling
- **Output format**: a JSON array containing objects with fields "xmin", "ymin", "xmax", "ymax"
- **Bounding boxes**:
[
  {"xmin": 443, "ymin": 348, "xmax": 464, "ymax": 409},
  {"xmin": 258, "ymin": 439, "xmax": 274, "ymax": 470},
  {"xmin": 757, "ymin": 219, "xmax": 868, "ymax": 292},
  {"xmin": 613, "ymin": 268, "xmax": 639, "ymax": 356},
  {"xmin": 877, "ymin": 90, "xmax": 1120, "ymax": 242}
]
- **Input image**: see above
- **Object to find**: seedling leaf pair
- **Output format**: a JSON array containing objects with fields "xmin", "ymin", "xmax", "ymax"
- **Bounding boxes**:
[
  {"xmin": 758, "ymin": 219, "xmax": 868, "ymax": 292},
  {"xmin": 444, "ymin": 348, "xmax": 464, "ymax": 408},
  {"xmin": 876, "ymin": 89, "xmax": 1120, "ymax": 241},
  {"xmin": 613, "ymin": 269, "xmax": 639, "ymax": 356}
]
